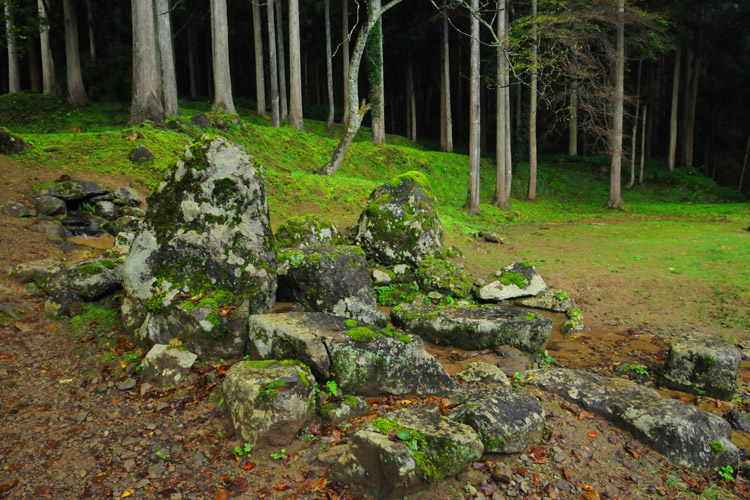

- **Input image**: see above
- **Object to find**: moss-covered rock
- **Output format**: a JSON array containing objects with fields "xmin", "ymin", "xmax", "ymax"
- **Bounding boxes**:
[
  {"xmin": 43, "ymin": 258, "xmax": 124, "ymax": 317},
  {"xmin": 122, "ymin": 136, "xmax": 277, "ymax": 361},
  {"xmin": 415, "ymin": 257, "xmax": 474, "ymax": 299},
  {"xmin": 355, "ymin": 171, "xmax": 443, "ymax": 266},
  {"xmin": 561, "ymin": 308, "xmax": 585, "ymax": 334},
  {"xmin": 275, "ymin": 214, "xmax": 346, "ymax": 249},
  {"xmin": 0, "ymin": 127, "xmax": 28, "ymax": 154},
  {"xmin": 518, "ymin": 288, "xmax": 576, "ymax": 313},
  {"xmin": 276, "ymin": 245, "xmax": 385, "ymax": 326},
  {"xmin": 477, "ymin": 263, "xmax": 547, "ymax": 302}
]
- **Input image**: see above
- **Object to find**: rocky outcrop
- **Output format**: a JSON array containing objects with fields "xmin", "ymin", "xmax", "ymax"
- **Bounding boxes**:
[
  {"xmin": 355, "ymin": 171, "xmax": 443, "ymax": 266},
  {"xmin": 274, "ymin": 214, "xmax": 346, "ymax": 248},
  {"xmin": 391, "ymin": 302, "xmax": 552, "ymax": 353},
  {"xmin": 246, "ymin": 312, "xmax": 457, "ymax": 396},
  {"xmin": 121, "ymin": 136, "xmax": 277, "ymax": 361},
  {"xmin": 415, "ymin": 257, "xmax": 473, "ymax": 300},
  {"xmin": 477, "ymin": 263, "xmax": 547, "ymax": 302},
  {"xmin": 222, "ymin": 360, "xmax": 315, "ymax": 446},
  {"xmin": 140, "ymin": 344, "xmax": 198, "ymax": 387},
  {"xmin": 518, "ymin": 288, "xmax": 576, "ymax": 313},
  {"xmin": 660, "ymin": 333, "xmax": 740, "ymax": 399},
  {"xmin": 276, "ymin": 245, "xmax": 385, "ymax": 326},
  {"xmin": 43, "ymin": 258, "xmax": 124, "ymax": 317},
  {"xmin": 333, "ymin": 407, "xmax": 483, "ymax": 499},
  {"xmin": 528, "ymin": 368, "xmax": 740, "ymax": 473}
]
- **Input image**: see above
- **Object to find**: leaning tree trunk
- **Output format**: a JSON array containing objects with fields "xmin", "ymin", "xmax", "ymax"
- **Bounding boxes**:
[
  {"xmin": 608, "ymin": 0, "xmax": 625, "ymax": 208},
  {"xmin": 440, "ymin": 0, "xmax": 453, "ymax": 152},
  {"xmin": 131, "ymin": 0, "xmax": 164, "ymax": 124},
  {"xmin": 667, "ymin": 46, "xmax": 681, "ymax": 172},
  {"xmin": 210, "ymin": 0, "xmax": 236, "ymax": 114},
  {"xmin": 288, "ymin": 0, "xmax": 304, "ymax": 129},
  {"xmin": 527, "ymin": 0, "xmax": 538, "ymax": 202},
  {"xmin": 324, "ymin": 0, "xmax": 335, "ymax": 130},
  {"xmin": 38, "ymin": 0, "xmax": 56, "ymax": 95},
  {"xmin": 5, "ymin": 2, "xmax": 21, "ymax": 93},
  {"xmin": 251, "ymin": 0, "xmax": 266, "ymax": 115},
  {"xmin": 267, "ymin": 0, "xmax": 280, "ymax": 126},
  {"xmin": 155, "ymin": 0, "xmax": 179, "ymax": 116},
  {"xmin": 465, "ymin": 0, "xmax": 481, "ymax": 215},
  {"xmin": 275, "ymin": 0, "xmax": 288, "ymax": 120},
  {"xmin": 63, "ymin": 0, "xmax": 89, "ymax": 106}
]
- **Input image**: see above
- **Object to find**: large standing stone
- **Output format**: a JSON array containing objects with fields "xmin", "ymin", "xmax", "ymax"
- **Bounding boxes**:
[
  {"xmin": 355, "ymin": 171, "xmax": 443, "ymax": 266},
  {"xmin": 276, "ymin": 245, "xmax": 386, "ymax": 326},
  {"xmin": 391, "ymin": 302, "xmax": 552, "ymax": 353},
  {"xmin": 274, "ymin": 214, "xmax": 346, "ymax": 248},
  {"xmin": 477, "ymin": 263, "xmax": 547, "ymax": 302},
  {"xmin": 222, "ymin": 360, "xmax": 315, "ymax": 447},
  {"xmin": 660, "ymin": 333, "xmax": 740, "ymax": 399},
  {"xmin": 43, "ymin": 258, "xmax": 124, "ymax": 317},
  {"xmin": 528, "ymin": 368, "xmax": 740, "ymax": 473},
  {"xmin": 246, "ymin": 312, "xmax": 457, "ymax": 396},
  {"xmin": 122, "ymin": 136, "xmax": 277, "ymax": 361}
]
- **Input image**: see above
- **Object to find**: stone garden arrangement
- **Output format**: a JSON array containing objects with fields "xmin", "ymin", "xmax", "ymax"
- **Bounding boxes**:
[{"xmin": 6, "ymin": 136, "xmax": 743, "ymax": 498}]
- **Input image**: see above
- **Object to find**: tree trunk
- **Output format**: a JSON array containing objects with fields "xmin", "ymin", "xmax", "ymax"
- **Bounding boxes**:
[
  {"xmin": 5, "ymin": 2, "xmax": 21, "ymax": 93},
  {"xmin": 527, "ymin": 0, "xmax": 538, "ymax": 202},
  {"xmin": 210, "ymin": 0, "xmax": 235, "ymax": 113},
  {"xmin": 685, "ymin": 44, "xmax": 700, "ymax": 167},
  {"xmin": 324, "ymin": 0, "xmax": 335, "ymax": 130},
  {"xmin": 187, "ymin": 26, "xmax": 197, "ymax": 99},
  {"xmin": 275, "ymin": 0, "xmax": 288, "ymax": 120},
  {"xmin": 504, "ymin": 63, "xmax": 512, "ymax": 201},
  {"xmin": 679, "ymin": 46, "xmax": 693, "ymax": 167},
  {"xmin": 608, "ymin": 0, "xmax": 624, "ymax": 208},
  {"xmin": 38, "ymin": 0, "xmax": 56, "ymax": 95},
  {"xmin": 667, "ymin": 46, "xmax": 681, "ymax": 172},
  {"xmin": 251, "ymin": 0, "xmax": 266, "ymax": 115},
  {"xmin": 627, "ymin": 60, "xmax": 642, "ymax": 190},
  {"xmin": 86, "ymin": 0, "xmax": 96, "ymax": 60},
  {"xmin": 28, "ymin": 39, "xmax": 41, "ymax": 92},
  {"xmin": 341, "ymin": 0, "xmax": 350, "ymax": 127},
  {"xmin": 465, "ymin": 0, "xmax": 481, "ymax": 215},
  {"xmin": 266, "ymin": 0, "xmax": 280, "ymax": 126},
  {"xmin": 456, "ymin": 41, "xmax": 463, "ymax": 138},
  {"xmin": 63, "ymin": 0, "xmax": 89, "ymax": 106},
  {"xmin": 131, "ymin": 0, "xmax": 164, "ymax": 124},
  {"xmin": 155, "ymin": 0, "xmax": 179, "ymax": 116},
  {"xmin": 440, "ymin": 0, "xmax": 453, "ymax": 152},
  {"xmin": 407, "ymin": 50, "xmax": 416, "ymax": 142},
  {"xmin": 288, "ymin": 0, "xmax": 304, "ymax": 129},
  {"xmin": 639, "ymin": 104, "xmax": 647, "ymax": 185},
  {"xmin": 367, "ymin": 0, "xmax": 385, "ymax": 145},
  {"xmin": 569, "ymin": 85, "xmax": 578, "ymax": 156},
  {"xmin": 492, "ymin": 0, "xmax": 508, "ymax": 209},
  {"xmin": 739, "ymin": 125, "xmax": 750, "ymax": 192}
]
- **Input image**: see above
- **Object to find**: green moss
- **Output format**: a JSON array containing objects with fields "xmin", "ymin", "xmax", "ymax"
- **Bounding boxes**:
[
  {"xmin": 345, "ymin": 319, "xmax": 358, "ymax": 327},
  {"xmin": 555, "ymin": 291, "xmax": 569, "ymax": 301},
  {"xmin": 343, "ymin": 395, "xmax": 359, "ymax": 409},
  {"xmin": 274, "ymin": 214, "xmax": 345, "ymax": 248},
  {"xmin": 710, "ymin": 440, "xmax": 724, "ymax": 453},
  {"xmin": 264, "ymin": 379, "xmax": 288, "ymax": 390},
  {"xmin": 259, "ymin": 388, "xmax": 276, "ymax": 402},
  {"xmin": 395, "ymin": 332, "xmax": 413, "ymax": 344},
  {"xmin": 499, "ymin": 271, "xmax": 526, "ymax": 288},
  {"xmin": 389, "ymin": 171, "xmax": 431, "ymax": 189},
  {"xmin": 320, "ymin": 402, "xmax": 335, "ymax": 418},
  {"xmin": 346, "ymin": 326, "xmax": 378, "ymax": 343},
  {"xmin": 701, "ymin": 355, "xmax": 717, "ymax": 366},
  {"xmin": 99, "ymin": 260, "xmax": 117, "ymax": 270},
  {"xmin": 211, "ymin": 178, "xmax": 238, "ymax": 204}
]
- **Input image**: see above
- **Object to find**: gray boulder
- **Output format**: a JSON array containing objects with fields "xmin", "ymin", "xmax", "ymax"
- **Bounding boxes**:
[
  {"xmin": 102, "ymin": 215, "xmax": 141, "ymax": 236},
  {"xmin": 246, "ymin": 312, "xmax": 457, "ymax": 397},
  {"xmin": 561, "ymin": 308, "xmax": 586, "ymax": 334},
  {"xmin": 528, "ymin": 368, "xmax": 740, "ymax": 473},
  {"xmin": 141, "ymin": 344, "xmax": 197, "ymax": 387},
  {"xmin": 121, "ymin": 136, "xmax": 277, "ymax": 361},
  {"xmin": 222, "ymin": 360, "xmax": 315, "ymax": 447},
  {"xmin": 355, "ymin": 171, "xmax": 443, "ymax": 266},
  {"xmin": 95, "ymin": 201, "xmax": 118, "ymax": 220},
  {"xmin": 1, "ymin": 201, "xmax": 34, "ymax": 218},
  {"xmin": 44, "ymin": 258, "xmax": 124, "ymax": 317},
  {"xmin": 37, "ymin": 179, "xmax": 108, "ymax": 201},
  {"xmin": 391, "ymin": 302, "xmax": 552, "ymax": 353},
  {"xmin": 660, "ymin": 333, "xmax": 740, "ymax": 399},
  {"xmin": 112, "ymin": 187, "xmax": 143, "ymax": 207},
  {"xmin": 30, "ymin": 220, "xmax": 67, "ymax": 239},
  {"xmin": 34, "ymin": 195, "xmax": 67, "ymax": 216},
  {"xmin": 450, "ymin": 389, "xmax": 545, "ymax": 453},
  {"xmin": 477, "ymin": 263, "xmax": 547, "ymax": 302},
  {"xmin": 415, "ymin": 257, "xmax": 474, "ymax": 300},
  {"xmin": 274, "ymin": 214, "xmax": 346, "ymax": 248},
  {"xmin": 517, "ymin": 288, "xmax": 576, "ymax": 313},
  {"xmin": 456, "ymin": 362, "xmax": 510, "ymax": 387},
  {"xmin": 128, "ymin": 146, "xmax": 154, "ymax": 164},
  {"xmin": 276, "ymin": 245, "xmax": 386, "ymax": 326},
  {"xmin": 8, "ymin": 258, "xmax": 63, "ymax": 287},
  {"xmin": 333, "ymin": 407, "xmax": 483, "ymax": 499},
  {"xmin": 0, "ymin": 128, "xmax": 28, "ymax": 154}
]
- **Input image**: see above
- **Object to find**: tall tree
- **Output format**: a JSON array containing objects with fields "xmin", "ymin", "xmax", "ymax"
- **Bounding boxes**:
[
  {"xmin": 341, "ymin": 0, "xmax": 350, "ymax": 127},
  {"xmin": 155, "ymin": 0, "xmax": 179, "ymax": 116},
  {"xmin": 5, "ymin": 1, "xmax": 21, "ymax": 93},
  {"xmin": 267, "ymin": 0, "xmax": 280, "ymax": 126},
  {"xmin": 251, "ymin": 0, "xmax": 266, "ymax": 115},
  {"xmin": 493, "ymin": 0, "xmax": 511, "ymax": 209},
  {"xmin": 131, "ymin": 0, "xmax": 164, "ymax": 123},
  {"xmin": 275, "ymin": 0, "xmax": 287, "ymax": 120},
  {"xmin": 527, "ymin": 0, "xmax": 538, "ymax": 202},
  {"xmin": 210, "ymin": 0, "xmax": 235, "ymax": 113},
  {"xmin": 407, "ymin": 48, "xmax": 416, "ymax": 142},
  {"xmin": 569, "ymin": 85, "xmax": 578, "ymax": 156},
  {"xmin": 288, "ymin": 0, "xmax": 304, "ymax": 129},
  {"xmin": 465, "ymin": 0, "xmax": 481, "ymax": 215},
  {"xmin": 608, "ymin": 0, "xmax": 625, "ymax": 208},
  {"xmin": 667, "ymin": 46, "xmax": 681, "ymax": 171},
  {"xmin": 367, "ymin": 0, "xmax": 385, "ymax": 144},
  {"xmin": 626, "ymin": 60, "xmax": 642, "ymax": 190},
  {"xmin": 86, "ymin": 0, "xmax": 95, "ymax": 60},
  {"xmin": 63, "ymin": 0, "xmax": 89, "ymax": 106},
  {"xmin": 38, "ymin": 0, "xmax": 56, "ymax": 95},
  {"xmin": 324, "ymin": 0, "xmax": 334, "ymax": 130},
  {"xmin": 440, "ymin": 0, "xmax": 453, "ymax": 152}
]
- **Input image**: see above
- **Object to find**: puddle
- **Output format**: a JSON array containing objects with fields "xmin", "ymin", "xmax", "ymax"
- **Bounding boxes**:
[{"xmin": 63, "ymin": 234, "xmax": 115, "ymax": 263}]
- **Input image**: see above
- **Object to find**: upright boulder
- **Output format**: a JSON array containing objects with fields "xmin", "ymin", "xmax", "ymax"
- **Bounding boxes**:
[
  {"xmin": 122, "ymin": 136, "xmax": 277, "ymax": 361},
  {"xmin": 275, "ymin": 214, "xmax": 346, "ymax": 248},
  {"xmin": 355, "ymin": 172, "xmax": 443, "ymax": 266}
]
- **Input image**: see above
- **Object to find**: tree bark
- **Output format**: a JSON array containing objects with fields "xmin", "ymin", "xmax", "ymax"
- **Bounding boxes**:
[
  {"xmin": 465, "ymin": 0, "xmax": 481, "ymax": 215},
  {"xmin": 408, "ymin": 50, "xmax": 416, "ymax": 142},
  {"xmin": 251, "ymin": 0, "xmax": 266, "ymax": 115},
  {"xmin": 627, "ymin": 60, "xmax": 642, "ymax": 190},
  {"xmin": 608, "ymin": 0, "xmax": 624, "ymax": 208},
  {"xmin": 38, "ymin": 0, "xmax": 56, "ymax": 95},
  {"xmin": 639, "ymin": 104, "xmax": 647, "ymax": 185},
  {"xmin": 210, "ymin": 0, "xmax": 235, "ymax": 113},
  {"xmin": 341, "ymin": 0, "xmax": 350, "ymax": 127},
  {"xmin": 288, "ymin": 0, "xmax": 304, "ymax": 129},
  {"xmin": 685, "ymin": 43, "xmax": 700, "ymax": 168},
  {"xmin": 367, "ymin": 0, "xmax": 385, "ymax": 144},
  {"xmin": 440, "ymin": 0, "xmax": 453, "ymax": 152},
  {"xmin": 63, "ymin": 0, "xmax": 89, "ymax": 106},
  {"xmin": 187, "ymin": 26, "xmax": 197, "ymax": 99},
  {"xmin": 267, "ymin": 0, "xmax": 280, "ymax": 126},
  {"xmin": 5, "ymin": 2, "xmax": 21, "ymax": 93},
  {"xmin": 155, "ymin": 0, "xmax": 179, "ymax": 116},
  {"xmin": 739, "ymin": 125, "xmax": 750, "ymax": 192},
  {"xmin": 679, "ymin": 46, "xmax": 693, "ymax": 167},
  {"xmin": 569, "ymin": 85, "xmax": 578, "ymax": 156},
  {"xmin": 324, "ymin": 0, "xmax": 334, "ymax": 130},
  {"xmin": 492, "ymin": 0, "xmax": 508, "ymax": 209},
  {"xmin": 275, "ymin": 0, "xmax": 287, "ymax": 120},
  {"xmin": 28, "ymin": 39, "xmax": 41, "ymax": 92},
  {"xmin": 527, "ymin": 0, "xmax": 538, "ymax": 202},
  {"xmin": 131, "ymin": 0, "xmax": 164, "ymax": 124},
  {"xmin": 667, "ymin": 46, "xmax": 681, "ymax": 172},
  {"xmin": 86, "ymin": 0, "xmax": 96, "ymax": 60}
]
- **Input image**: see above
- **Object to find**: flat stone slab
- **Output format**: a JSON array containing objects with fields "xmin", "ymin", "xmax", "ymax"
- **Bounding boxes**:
[
  {"xmin": 527, "ymin": 368, "xmax": 740, "ymax": 473},
  {"xmin": 477, "ymin": 263, "xmax": 547, "ymax": 302},
  {"xmin": 390, "ymin": 302, "xmax": 552, "ymax": 353},
  {"xmin": 246, "ymin": 312, "xmax": 457, "ymax": 397}
]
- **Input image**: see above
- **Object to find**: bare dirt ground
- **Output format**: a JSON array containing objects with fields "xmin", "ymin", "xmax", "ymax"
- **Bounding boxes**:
[{"xmin": 1, "ymin": 161, "xmax": 749, "ymax": 499}]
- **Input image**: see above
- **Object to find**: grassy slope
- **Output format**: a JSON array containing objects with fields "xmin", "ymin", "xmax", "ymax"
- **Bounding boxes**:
[{"xmin": 4, "ymin": 93, "xmax": 750, "ymax": 335}]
